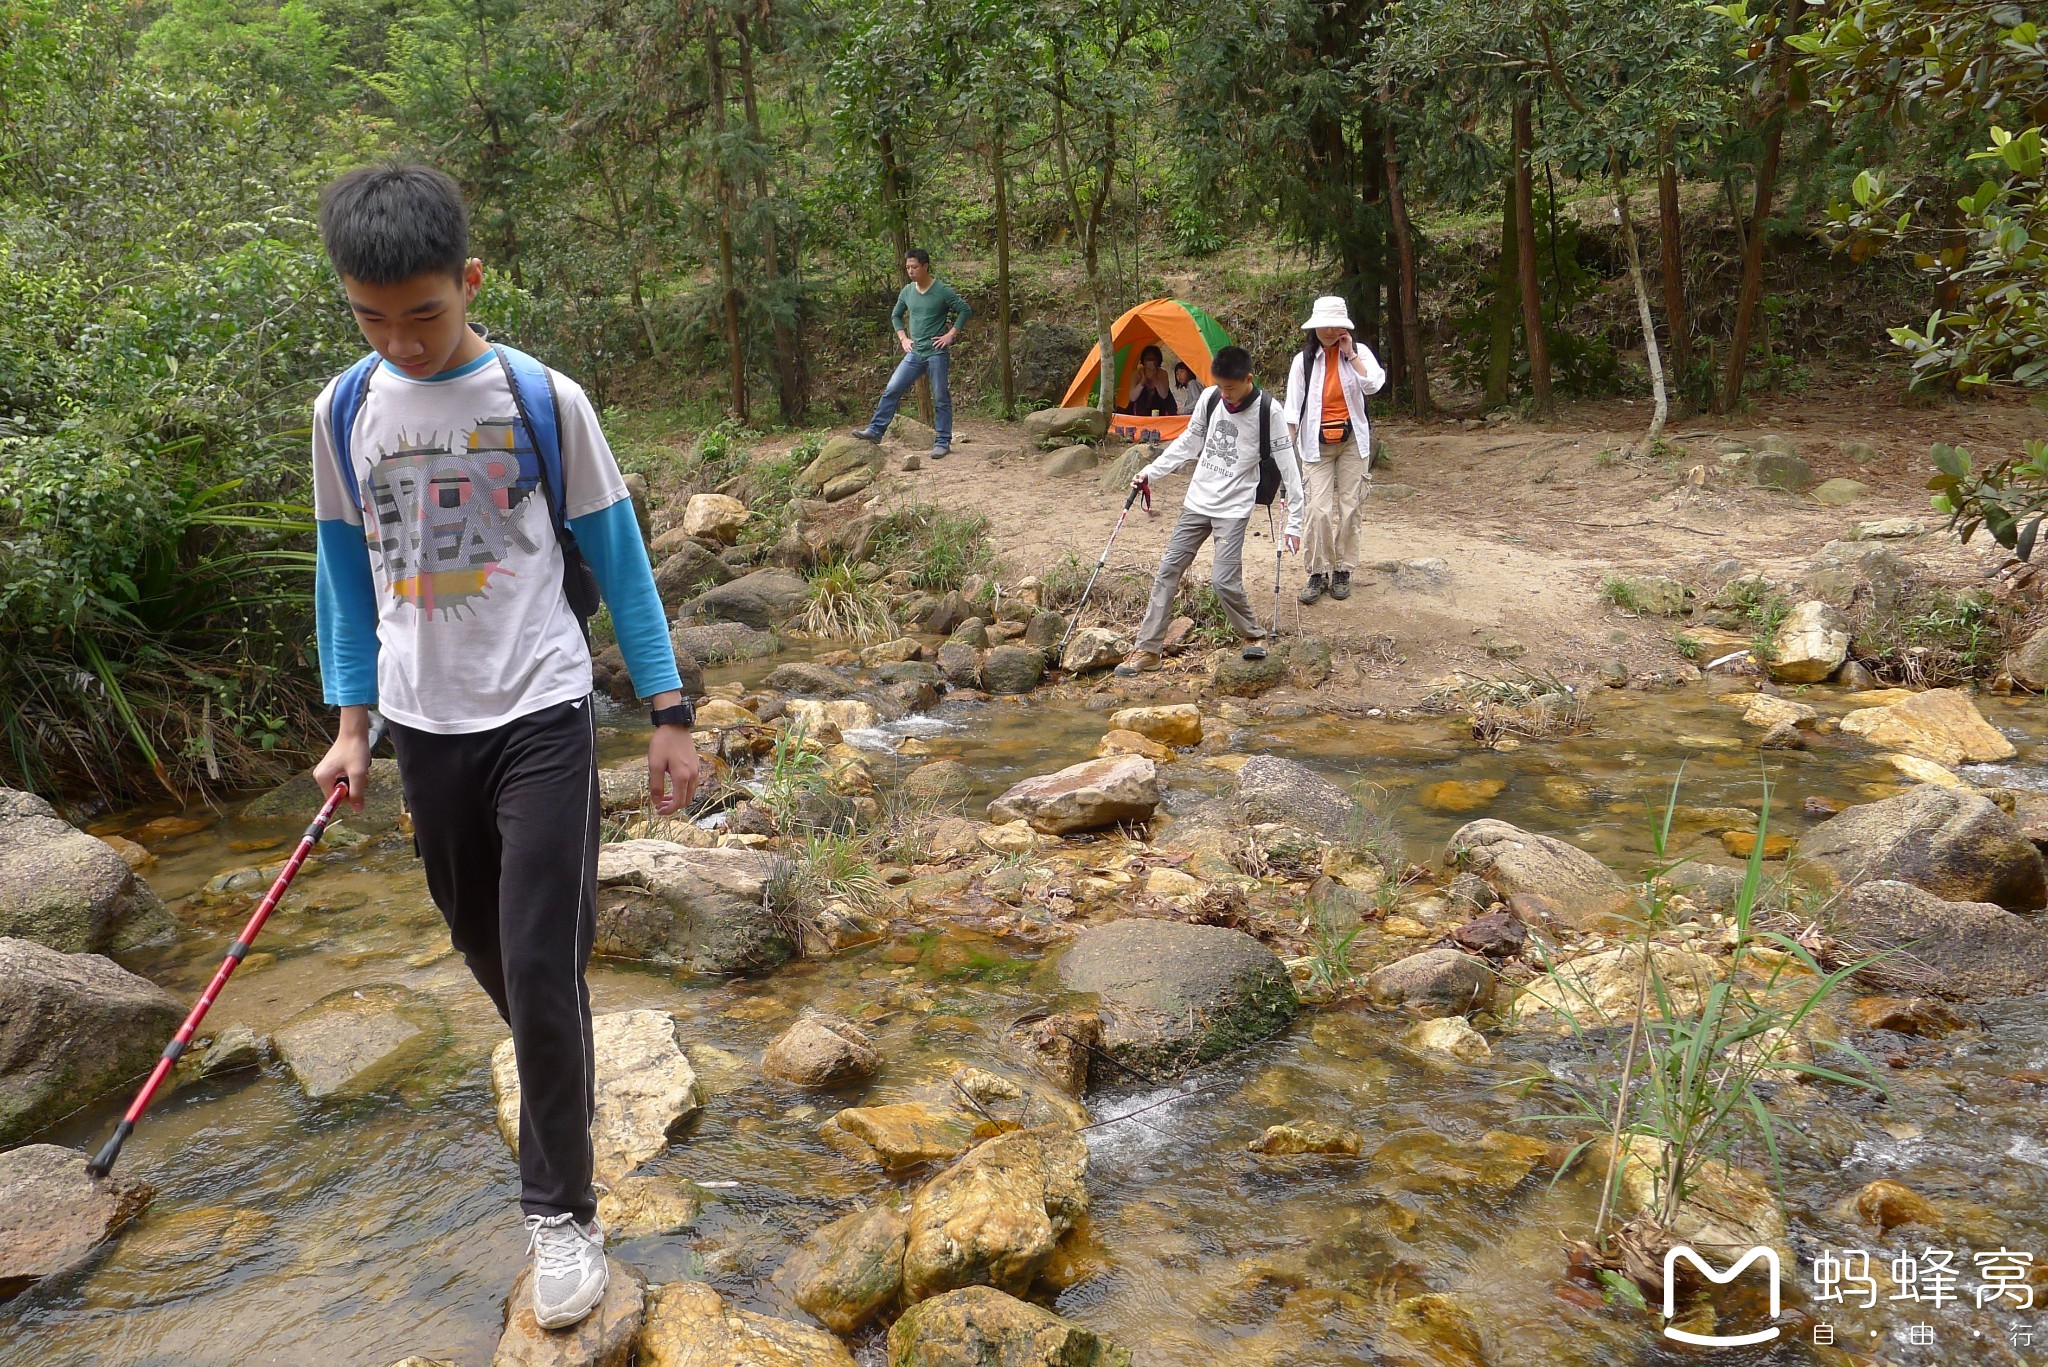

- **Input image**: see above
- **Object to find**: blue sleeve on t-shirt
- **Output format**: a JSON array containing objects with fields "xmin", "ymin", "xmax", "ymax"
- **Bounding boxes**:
[
  {"xmin": 568, "ymin": 500, "xmax": 684, "ymax": 699},
  {"xmin": 315, "ymin": 518, "xmax": 381, "ymax": 706}
]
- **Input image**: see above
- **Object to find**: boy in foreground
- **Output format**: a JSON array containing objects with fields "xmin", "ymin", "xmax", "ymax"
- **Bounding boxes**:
[
  {"xmin": 1115, "ymin": 346, "xmax": 1305, "ymax": 676},
  {"xmin": 310, "ymin": 164, "xmax": 699, "ymax": 1329}
]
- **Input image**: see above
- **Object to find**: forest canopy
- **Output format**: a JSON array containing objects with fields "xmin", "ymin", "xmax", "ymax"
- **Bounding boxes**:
[{"xmin": 1, "ymin": 0, "xmax": 2043, "ymax": 798}]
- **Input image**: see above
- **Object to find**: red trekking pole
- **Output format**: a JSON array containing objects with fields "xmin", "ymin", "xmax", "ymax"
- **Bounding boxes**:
[
  {"xmin": 1057, "ymin": 477, "xmax": 1151, "ymax": 659},
  {"xmin": 86, "ymin": 713, "xmax": 388, "ymax": 1178}
]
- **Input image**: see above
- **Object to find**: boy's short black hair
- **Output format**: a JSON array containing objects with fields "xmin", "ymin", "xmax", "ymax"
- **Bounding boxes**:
[
  {"xmin": 320, "ymin": 164, "xmax": 470, "ymax": 285},
  {"xmin": 904, "ymin": 247, "xmax": 932, "ymax": 266},
  {"xmin": 1211, "ymin": 345, "xmax": 1253, "ymax": 381}
]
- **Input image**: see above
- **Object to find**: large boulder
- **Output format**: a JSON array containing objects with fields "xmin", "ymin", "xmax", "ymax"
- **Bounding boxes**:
[
  {"xmin": 2010, "ymin": 624, "xmax": 2048, "ymax": 692},
  {"xmin": 1234, "ymin": 756, "xmax": 1360, "ymax": 839},
  {"xmin": 494, "ymin": 1259, "xmax": 645, "ymax": 1367},
  {"xmin": 775, "ymin": 1203, "xmax": 909, "ymax": 1334},
  {"xmin": 1020, "ymin": 406, "xmax": 1110, "ymax": 445},
  {"xmin": 902, "ymin": 1128, "xmax": 1089, "ymax": 1302},
  {"xmin": 1364, "ymin": 949, "xmax": 1498, "ymax": 1019},
  {"xmin": 241, "ymin": 759, "xmax": 406, "ymax": 835},
  {"xmin": 0, "ymin": 790, "xmax": 172, "ymax": 953},
  {"xmin": 1837, "ymin": 881, "xmax": 2048, "ymax": 1002},
  {"xmin": 1056, "ymin": 919, "xmax": 1298, "ymax": 1076},
  {"xmin": 762, "ymin": 1015, "xmax": 880, "ymax": 1088},
  {"xmin": 653, "ymin": 541, "xmax": 733, "ymax": 611},
  {"xmin": 889, "ymin": 1286, "xmax": 1133, "ymax": 1367},
  {"xmin": 1443, "ymin": 820, "xmax": 1630, "ymax": 928},
  {"xmin": 681, "ymin": 493, "xmax": 749, "ymax": 545},
  {"xmin": 1109, "ymin": 704, "xmax": 1201, "ymax": 747},
  {"xmin": 274, "ymin": 984, "xmax": 450, "ymax": 1102},
  {"xmin": 797, "ymin": 436, "xmax": 886, "ymax": 498},
  {"xmin": 594, "ymin": 840, "xmax": 793, "ymax": 975},
  {"xmin": 1794, "ymin": 539, "xmax": 1907, "ymax": 615},
  {"xmin": 982, "ymin": 644, "xmax": 1046, "ymax": 695},
  {"xmin": 638, "ymin": 1280, "xmax": 857, "ymax": 1367},
  {"xmin": 1800, "ymin": 785, "xmax": 2046, "ymax": 912},
  {"xmin": 1060, "ymin": 627, "xmax": 1127, "ymax": 674},
  {"xmin": 1014, "ymin": 323, "xmax": 1091, "ymax": 402},
  {"xmin": 1838, "ymin": 687, "xmax": 2017, "ymax": 766},
  {"xmin": 1510, "ymin": 945, "xmax": 1723, "ymax": 1031},
  {"xmin": 1767, "ymin": 600, "xmax": 1849, "ymax": 684},
  {"xmin": 671, "ymin": 621, "xmax": 773, "ymax": 664},
  {"xmin": 903, "ymin": 760, "xmax": 975, "ymax": 806},
  {"xmin": 762, "ymin": 661, "xmax": 855, "ymax": 696},
  {"xmin": 0, "ymin": 939, "xmax": 183, "ymax": 1144},
  {"xmin": 493, "ymin": 1009, "xmax": 704, "ymax": 1183},
  {"xmin": 1206, "ymin": 647, "xmax": 1286, "ymax": 697},
  {"xmin": 0, "ymin": 1144, "xmax": 154, "ymax": 1301},
  {"xmin": 987, "ymin": 756, "xmax": 1159, "ymax": 835},
  {"xmin": 684, "ymin": 568, "xmax": 809, "ymax": 630}
]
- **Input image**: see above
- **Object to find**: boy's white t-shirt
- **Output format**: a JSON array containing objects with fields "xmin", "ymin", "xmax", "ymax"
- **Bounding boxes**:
[{"xmin": 312, "ymin": 354, "xmax": 628, "ymax": 734}]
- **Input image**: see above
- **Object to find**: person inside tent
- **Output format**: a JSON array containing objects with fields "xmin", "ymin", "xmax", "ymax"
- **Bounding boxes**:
[
  {"xmin": 1122, "ymin": 345, "xmax": 1175, "ymax": 417},
  {"xmin": 1170, "ymin": 360, "xmax": 1201, "ymax": 414}
]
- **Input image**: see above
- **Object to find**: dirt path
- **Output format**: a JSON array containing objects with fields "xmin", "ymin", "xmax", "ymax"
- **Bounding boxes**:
[{"xmin": 807, "ymin": 383, "xmax": 2040, "ymax": 704}]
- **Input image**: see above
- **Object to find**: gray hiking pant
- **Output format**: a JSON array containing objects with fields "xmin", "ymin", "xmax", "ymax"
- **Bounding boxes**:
[{"xmin": 1134, "ymin": 509, "xmax": 1263, "ymax": 654}]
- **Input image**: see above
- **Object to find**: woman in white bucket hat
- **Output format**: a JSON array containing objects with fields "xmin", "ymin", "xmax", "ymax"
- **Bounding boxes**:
[{"xmin": 1283, "ymin": 295, "xmax": 1386, "ymax": 604}]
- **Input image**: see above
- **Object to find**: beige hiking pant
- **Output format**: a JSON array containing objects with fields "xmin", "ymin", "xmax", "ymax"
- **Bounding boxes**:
[{"xmin": 1302, "ymin": 435, "xmax": 1367, "ymax": 576}]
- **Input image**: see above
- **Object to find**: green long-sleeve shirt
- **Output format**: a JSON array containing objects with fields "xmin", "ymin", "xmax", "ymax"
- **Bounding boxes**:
[{"xmin": 890, "ymin": 280, "xmax": 972, "ymax": 356}]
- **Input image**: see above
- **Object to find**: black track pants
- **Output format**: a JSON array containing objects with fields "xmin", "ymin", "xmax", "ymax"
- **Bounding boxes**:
[{"xmin": 389, "ymin": 697, "xmax": 599, "ymax": 1223}]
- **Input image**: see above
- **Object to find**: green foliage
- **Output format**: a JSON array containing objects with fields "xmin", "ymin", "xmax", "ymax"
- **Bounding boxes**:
[
  {"xmin": 869, "ymin": 503, "xmax": 995, "ymax": 592},
  {"xmin": 1929, "ymin": 438, "xmax": 2048, "ymax": 559},
  {"xmin": 1518, "ymin": 775, "xmax": 1885, "ymax": 1250},
  {"xmin": 1797, "ymin": 1, "xmax": 2047, "ymax": 391},
  {"xmin": 801, "ymin": 561, "xmax": 897, "ymax": 643}
]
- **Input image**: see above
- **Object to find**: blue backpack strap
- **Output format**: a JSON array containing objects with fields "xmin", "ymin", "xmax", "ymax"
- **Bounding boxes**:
[
  {"xmin": 489, "ymin": 344, "xmax": 566, "ymax": 536},
  {"xmin": 328, "ymin": 353, "xmax": 380, "ymax": 512}
]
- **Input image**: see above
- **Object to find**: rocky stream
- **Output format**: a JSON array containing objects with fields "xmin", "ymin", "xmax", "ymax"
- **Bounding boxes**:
[{"xmin": 10, "ymin": 539, "xmax": 2048, "ymax": 1364}]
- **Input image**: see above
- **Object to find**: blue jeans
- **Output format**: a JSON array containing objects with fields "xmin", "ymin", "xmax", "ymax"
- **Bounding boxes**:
[{"xmin": 864, "ymin": 349, "xmax": 951, "ymax": 445}]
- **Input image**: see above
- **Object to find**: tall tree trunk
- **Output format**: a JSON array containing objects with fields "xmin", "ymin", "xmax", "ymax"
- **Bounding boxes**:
[
  {"xmin": 993, "ymin": 129, "xmax": 1016, "ymax": 418},
  {"xmin": 1722, "ymin": 75, "xmax": 1786, "ymax": 411},
  {"xmin": 736, "ymin": 16, "xmax": 803, "ymax": 422},
  {"xmin": 876, "ymin": 128, "xmax": 930, "ymax": 423},
  {"xmin": 1656, "ymin": 125, "xmax": 1693, "ymax": 391},
  {"xmin": 1486, "ymin": 175, "xmax": 1519, "ymax": 409},
  {"xmin": 1613, "ymin": 154, "xmax": 1668, "ymax": 447},
  {"xmin": 704, "ymin": 18, "xmax": 748, "ymax": 422},
  {"xmin": 1383, "ymin": 119, "xmax": 1431, "ymax": 417},
  {"xmin": 1052, "ymin": 86, "xmax": 1117, "ymax": 420},
  {"xmin": 1513, "ymin": 97, "xmax": 1553, "ymax": 417}
]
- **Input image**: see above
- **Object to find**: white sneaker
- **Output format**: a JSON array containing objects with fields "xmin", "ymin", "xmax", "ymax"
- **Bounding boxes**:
[{"xmin": 525, "ymin": 1212, "xmax": 608, "ymax": 1328}]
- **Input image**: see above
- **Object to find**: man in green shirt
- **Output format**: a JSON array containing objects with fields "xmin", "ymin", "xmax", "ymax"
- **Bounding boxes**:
[{"xmin": 850, "ymin": 248, "xmax": 972, "ymax": 459}]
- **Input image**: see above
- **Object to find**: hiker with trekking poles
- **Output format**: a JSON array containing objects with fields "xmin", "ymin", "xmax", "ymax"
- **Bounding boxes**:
[
  {"xmin": 312, "ymin": 166, "xmax": 693, "ymax": 1329},
  {"xmin": 1284, "ymin": 295, "xmax": 1386, "ymax": 606},
  {"xmin": 1112, "ymin": 345, "xmax": 1305, "ymax": 677}
]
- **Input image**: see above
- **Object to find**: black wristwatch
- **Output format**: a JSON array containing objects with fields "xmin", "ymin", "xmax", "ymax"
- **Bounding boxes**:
[{"xmin": 650, "ymin": 701, "xmax": 695, "ymax": 728}]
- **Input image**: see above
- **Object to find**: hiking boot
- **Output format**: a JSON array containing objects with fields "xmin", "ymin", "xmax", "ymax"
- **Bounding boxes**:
[
  {"xmin": 1329, "ymin": 571, "xmax": 1352, "ymax": 601},
  {"xmin": 848, "ymin": 427, "xmax": 881, "ymax": 443},
  {"xmin": 1113, "ymin": 650, "xmax": 1163, "ymax": 677},
  {"xmin": 526, "ymin": 1212, "xmax": 608, "ymax": 1329},
  {"xmin": 930, "ymin": 443, "xmax": 949, "ymax": 460},
  {"xmin": 1298, "ymin": 574, "xmax": 1328, "ymax": 605}
]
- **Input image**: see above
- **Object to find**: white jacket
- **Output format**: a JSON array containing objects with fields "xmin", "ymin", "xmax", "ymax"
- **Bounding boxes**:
[
  {"xmin": 1138, "ymin": 387, "xmax": 1305, "ymax": 538},
  {"xmin": 1283, "ymin": 343, "xmax": 1387, "ymax": 464}
]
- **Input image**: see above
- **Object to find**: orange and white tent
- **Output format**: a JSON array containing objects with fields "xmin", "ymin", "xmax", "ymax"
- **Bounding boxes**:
[{"xmin": 1058, "ymin": 298, "xmax": 1234, "ymax": 443}]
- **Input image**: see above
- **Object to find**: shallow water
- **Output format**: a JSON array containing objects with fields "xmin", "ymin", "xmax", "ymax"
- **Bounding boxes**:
[{"xmin": 10, "ymin": 667, "xmax": 2048, "ymax": 1366}]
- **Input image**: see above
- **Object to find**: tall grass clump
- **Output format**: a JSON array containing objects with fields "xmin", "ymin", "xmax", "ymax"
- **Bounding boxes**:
[
  {"xmin": 801, "ymin": 562, "xmax": 897, "ymax": 643},
  {"xmin": 870, "ymin": 503, "xmax": 995, "ymax": 592},
  {"xmin": 1513, "ymin": 773, "xmax": 1885, "ymax": 1304}
]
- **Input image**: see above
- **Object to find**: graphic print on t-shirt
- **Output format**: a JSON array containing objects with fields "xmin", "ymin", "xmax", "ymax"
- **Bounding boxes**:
[
  {"xmin": 1197, "ymin": 413, "xmax": 1240, "ymax": 477},
  {"xmin": 363, "ymin": 414, "xmax": 545, "ymax": 620}
]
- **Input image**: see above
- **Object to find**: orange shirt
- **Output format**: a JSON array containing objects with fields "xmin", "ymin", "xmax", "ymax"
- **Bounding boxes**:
[{"xmin": 1320, "ymin": 345, "xmax": 1348, "ymax": 442}]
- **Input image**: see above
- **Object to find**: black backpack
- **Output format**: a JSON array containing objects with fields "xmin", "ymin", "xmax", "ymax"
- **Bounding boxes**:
[{"xmin": 1200, "ymin": 387, "xmax": 1282, "ymax": 506}]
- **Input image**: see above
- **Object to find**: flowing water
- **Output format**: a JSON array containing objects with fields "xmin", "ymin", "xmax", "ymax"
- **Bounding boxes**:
[{"xmin": 9, "ymin": 664, "xmax": 2048, "ymax": 1366}]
